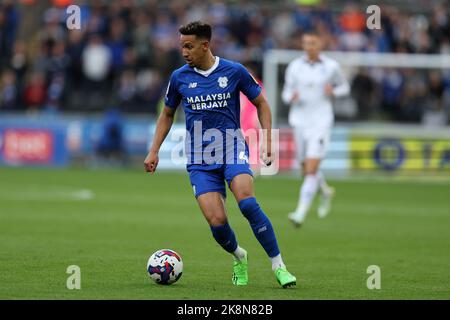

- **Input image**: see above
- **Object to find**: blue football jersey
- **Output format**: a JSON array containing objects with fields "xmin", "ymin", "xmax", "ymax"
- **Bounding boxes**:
[{"xmin": 164, "ymin": 57, "xmax": 262, "ymax": 170}]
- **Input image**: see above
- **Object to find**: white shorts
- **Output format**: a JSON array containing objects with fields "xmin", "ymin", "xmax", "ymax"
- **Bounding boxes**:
[{"xmin": 292, "ymin": 126, "xmax": 331, "ymax": 162}]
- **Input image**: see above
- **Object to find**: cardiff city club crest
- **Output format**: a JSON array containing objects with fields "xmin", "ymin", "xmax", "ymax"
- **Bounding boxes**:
[{"xmin": 218, "ymin": 76, "xmax": 228, "ymax": 88}]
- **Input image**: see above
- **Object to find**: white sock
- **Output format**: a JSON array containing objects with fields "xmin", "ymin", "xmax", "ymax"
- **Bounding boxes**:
[
  {"xmin": 317, "ymin": 171, "xmax": 330, "ymax": 194},
  {"xmin": 232, "ymin": 246, "xmax": 247, "ymax": 261},
  {"xmin": 271, "ymin": 254, "xmax": 286, "ymax": 271},
  {"xmin": 293, "ymin": 174, "xmax": 319, "ymax": 222}
]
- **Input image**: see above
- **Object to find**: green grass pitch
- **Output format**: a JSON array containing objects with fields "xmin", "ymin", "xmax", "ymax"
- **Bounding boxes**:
[{"xmin": 0, "ymin": 167, "xmax": 449, "ymax": 299}]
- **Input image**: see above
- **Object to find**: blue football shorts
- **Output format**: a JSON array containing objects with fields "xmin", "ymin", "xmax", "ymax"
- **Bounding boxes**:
[{"xmin": 188, "ymin": 163, "xmax": 253, "ymax": 198}]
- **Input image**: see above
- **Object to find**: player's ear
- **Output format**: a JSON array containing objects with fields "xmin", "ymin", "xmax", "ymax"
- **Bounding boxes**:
[{"xmin": 202, "ymin": 40, "xmax": 210, "ymax": 51}]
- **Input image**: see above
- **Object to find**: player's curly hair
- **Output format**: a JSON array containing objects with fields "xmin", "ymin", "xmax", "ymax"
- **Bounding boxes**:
[{"xmin": 179, "ymin": 21, "xmax": 212, "ymax": 41}]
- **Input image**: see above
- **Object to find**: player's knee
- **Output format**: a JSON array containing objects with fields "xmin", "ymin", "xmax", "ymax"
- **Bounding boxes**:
[
  {"xmin": 304, "ymin": 165, "xmax": 319, "ymax": 175},
  {"xmin": 235, "ymin": 190, "xmax": 254, "ymax": 203},
  {"xmin": 207, "ymin": 214, "xmax": 227, "ymax": 226}
]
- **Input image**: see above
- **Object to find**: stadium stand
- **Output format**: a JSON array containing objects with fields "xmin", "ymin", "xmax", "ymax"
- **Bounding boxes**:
[{"xmin": 0, "ymin": 0, "xmax": 449, "ymax": 124}]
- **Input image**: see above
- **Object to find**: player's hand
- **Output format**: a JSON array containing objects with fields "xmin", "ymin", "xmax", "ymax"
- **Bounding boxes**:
[
  {"xmin": 324, "ymin": 84, "xmax": 334, "ymax": 97},
  {"xmin": 262, "ymin": 152, "xmax": 272, "ymax": 166},
  {"xmin": 291, "ymin": 91, "xmax": 300, "ymax": 103},
  {"xmin": 144, "ymin": 150, "xmax": 159, "ymax": 173},
  {"xmin": 261, "ymin": 143, "xmax": 273, "ymax": 166}
]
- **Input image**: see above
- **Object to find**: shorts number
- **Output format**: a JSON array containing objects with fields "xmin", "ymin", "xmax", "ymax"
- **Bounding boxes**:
[{"xmin": 239, "ymin": 151, "xmax": 248, "ymax": 163}]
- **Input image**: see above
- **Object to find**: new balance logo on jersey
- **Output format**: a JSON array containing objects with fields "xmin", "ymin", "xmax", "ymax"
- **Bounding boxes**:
[
  {"xmin": 188, "ymin": 82, "xmax": 197, "ymax": 88},
  {"xmin": 218, "ymin": 77, "xmax": 228, "ymax": 88}
]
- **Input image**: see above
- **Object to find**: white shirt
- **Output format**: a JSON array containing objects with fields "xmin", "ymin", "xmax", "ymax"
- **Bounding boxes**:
[{"xmin": 282, "ymin": 54, "xmax": 350, "ymax": 129}]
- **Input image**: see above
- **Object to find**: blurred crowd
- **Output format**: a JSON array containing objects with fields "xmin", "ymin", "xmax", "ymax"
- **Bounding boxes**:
[{"xmin": 0, "ymin": 0, "xmax": 449, "ymax": 124}]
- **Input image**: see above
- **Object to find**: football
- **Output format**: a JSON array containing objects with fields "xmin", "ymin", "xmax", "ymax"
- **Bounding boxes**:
[{"xmin": 147, "ymin": 249, "xmax": 183, "ymax": 285}]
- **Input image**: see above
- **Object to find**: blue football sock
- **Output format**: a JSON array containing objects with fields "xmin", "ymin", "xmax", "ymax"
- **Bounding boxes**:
[
  {"xmin": 210, "ymin": 222, "xmax": 238, "ymax": 253},
  {"xmin": 238, "ymin": 197, "xmax": 280, "ymax": 257}
]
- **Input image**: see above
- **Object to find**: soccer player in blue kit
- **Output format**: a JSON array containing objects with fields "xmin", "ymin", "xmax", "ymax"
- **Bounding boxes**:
[{"xmin": 144, "ymin": 21, "xmax": 296, "ymax": 288}]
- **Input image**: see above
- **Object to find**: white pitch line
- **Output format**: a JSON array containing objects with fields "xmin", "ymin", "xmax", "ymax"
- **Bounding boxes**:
[
  {"xmin": 0, "ymin": 188, "xmax": 95, "ymax": 201},
  {"xmin": 68, "ymin": 189, "xmax": 94, "ymax": 201}
]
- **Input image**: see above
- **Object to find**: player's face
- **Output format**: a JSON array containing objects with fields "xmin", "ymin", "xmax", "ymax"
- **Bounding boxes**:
[
  {"xmin": 180, "ymin": 34, "xmax": 208, "ymax": 67},
  {"xmin": 302, "ymin": 34, "xmax": 322, "ymax": 59}
]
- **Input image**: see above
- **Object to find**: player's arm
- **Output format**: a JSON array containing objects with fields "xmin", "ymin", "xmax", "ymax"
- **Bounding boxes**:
[
  {"xmin": 144, "ymin": 106, "xmax": 176, "ymax": 173},
  {"xmin": 325, "ymin": 64, "xmax": 350, "ymax": 98},
  {"xmin": 251, "ymin": 93, "xmax": 273, "ymax": 165},
  {"xmin": 145, "ymin": 71, "xmax": 181, "ymax": 173},
  {"xmin": 281, "ymin": 62, "xmax": 299, "ymax": 104},
  {"xmin": 238, "ymin": 63, "xmax": 273, "ymax": 165}
]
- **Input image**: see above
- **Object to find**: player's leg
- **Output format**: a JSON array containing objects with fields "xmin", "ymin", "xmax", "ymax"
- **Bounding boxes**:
[
  {"xmin": 303, "ymin": 162, "xmax": 330, "ymax": 191},
  {"xmin": 289, "ymin": 158, "xmax": 321, "ymax": 226},
  {"xmin": 316, "ymin": 170, "xmax": 330, "ymax": 194},
  {"xmin": 196, "ymin": 192, "xmax": 249, "ymax": 286},
  {"xmin": 229, "ymin": 173, "xmax": 280, "ymax": 264},
  {"xmin": 228, "ymin": 172, "xmax": 296, "ymax": 288},
  {"xmin": 189, "ymin": 169, "xmax": 248, "ymax": 285},
  {"xmin": 289, "ymin": 126, "xmax": 313, "ymax": 226},
  {"xmin": 196, "ymin": 192, "xmax": 246, "ymax": 259},
  {"xmin": 289, "ymin": 127, "xmax": 325, "ymax": 226},
  {"xmin": 299, "ymin": 153, "xmax": 334, "ymax": 220},
  {"xmin": 312, "ymin": 129, "xmax": 334, "ymax": 218},
  {"xmin": 290, "ymin": 127, "xmax": 334, "ymax": 225},
  {"xmin": 316, "ymin": 170, "xmax": 335, "ymax": 218}
]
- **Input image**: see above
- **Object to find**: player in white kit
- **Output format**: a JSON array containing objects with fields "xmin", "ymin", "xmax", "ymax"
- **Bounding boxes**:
[{"xmin": 281, "ymin": 30, "xmax": 350, "ymax": 227}]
